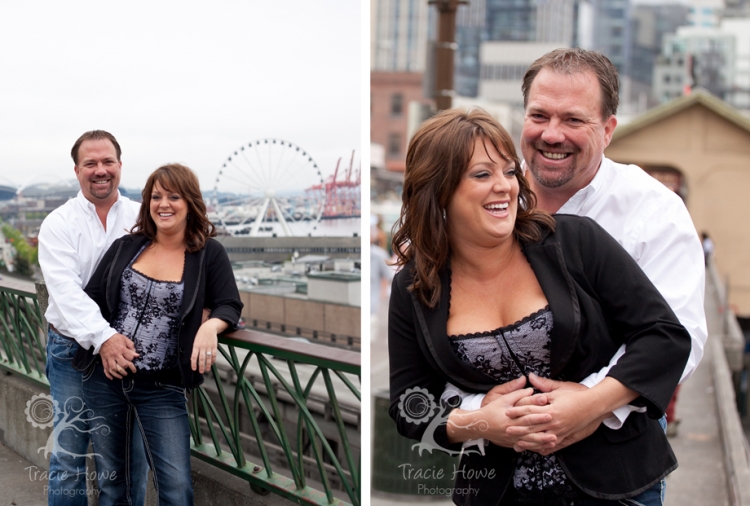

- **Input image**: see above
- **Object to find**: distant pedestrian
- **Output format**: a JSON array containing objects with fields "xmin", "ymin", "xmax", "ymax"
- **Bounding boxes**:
[
  {"xmin": 702, "ymin": 231, "xmax": 714, "ymax": 266},
  {"xmin": 370, "ymin": 215, "xmax": 394, "ymax": 316}
]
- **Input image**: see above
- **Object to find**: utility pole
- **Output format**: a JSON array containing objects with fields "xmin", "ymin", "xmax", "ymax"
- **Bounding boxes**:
[{"xmin": 428, "ymin": 0, "xmax": 468, "ymax": 111}]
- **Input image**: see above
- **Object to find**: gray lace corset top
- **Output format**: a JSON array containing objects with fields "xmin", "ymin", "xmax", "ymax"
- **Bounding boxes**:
[
  {"xmin": 449, "ymin": 307, "xmax": 575, "ymax": 498},
  {"xmin": 112, "ymin": 249, "xmax": 184, "ymax": 374}
]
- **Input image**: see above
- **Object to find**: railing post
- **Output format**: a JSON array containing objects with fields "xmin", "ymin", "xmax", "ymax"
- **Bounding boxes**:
[{"xmin": 34, "ymin": 280, "xmax": 48, "ymax": 346}]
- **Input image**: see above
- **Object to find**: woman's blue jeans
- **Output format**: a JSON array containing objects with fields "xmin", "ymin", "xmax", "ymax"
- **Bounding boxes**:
[
  {"xmin": 82, "ymin": 362, "xmax": 193, "ymax": 506},
  {"xmin": 45, "ymin": 327, "xmax": 148, "ymax": 506}
]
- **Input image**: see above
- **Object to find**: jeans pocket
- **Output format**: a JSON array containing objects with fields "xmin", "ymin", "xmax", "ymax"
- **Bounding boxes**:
[
  {"xmin": 47, "ymin": 331, "xmax": 79, "ymax": 361},
  {"xmin": 156, "ymin": 382, "xmax": 187, "ymax": 398},
  {"xmin": 81, "ymin": 362, "xmax": 97, "ymax": 382}
]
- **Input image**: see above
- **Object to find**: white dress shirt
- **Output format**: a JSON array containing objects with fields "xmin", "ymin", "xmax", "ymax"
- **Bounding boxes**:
[
  {"xmin": 38, "ymin": 191, "xmax": 141, "ymax": 354},
  {"xmin": 456, "ymin": 157, "xmax": 707, "ymax": 430}
]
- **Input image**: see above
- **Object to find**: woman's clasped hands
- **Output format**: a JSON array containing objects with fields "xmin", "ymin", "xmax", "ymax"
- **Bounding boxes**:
[
  {"xmin": 446, "ymin": 376, "xmax": 555, "ymax": 449},
  {"xmin": 449, "ymin": 374, "xmax": 611, "ymax": 455}
]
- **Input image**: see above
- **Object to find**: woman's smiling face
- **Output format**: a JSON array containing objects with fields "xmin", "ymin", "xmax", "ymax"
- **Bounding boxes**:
[
  {"xmin": 149, "ymin": 181, "xmax": 188, "ymax": 236},
  {"xmin": 446, "ymin": 136, "xmax": 519, "ymax": 248}
]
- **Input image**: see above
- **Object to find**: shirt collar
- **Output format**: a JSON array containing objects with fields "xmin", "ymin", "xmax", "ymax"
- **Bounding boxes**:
[
  {"xmin": 76, "ymin": 190, "xmax": 122, "ymax": 215},
  {"xmin": 521, "ymin": 156, "xmax": 612, "ymax": 214},
  {"xmin": 556, "ymin": 157, "xmax": 612, "ymax": 215}
]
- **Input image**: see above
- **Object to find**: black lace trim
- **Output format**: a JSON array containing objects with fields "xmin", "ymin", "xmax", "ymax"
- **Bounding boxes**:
[{"xmin": 449, "ymin": 305, "xmax": 551, "ymax": 340}]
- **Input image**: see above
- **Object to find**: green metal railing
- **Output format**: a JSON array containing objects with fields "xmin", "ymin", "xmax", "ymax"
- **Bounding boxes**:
[
  {"xmin": 0, "ymin": 285, "xmax": 48, "ymax": 387},
  {"xmin": 0, "ymin": 284, "xmax": 361, "ymax": 506}
]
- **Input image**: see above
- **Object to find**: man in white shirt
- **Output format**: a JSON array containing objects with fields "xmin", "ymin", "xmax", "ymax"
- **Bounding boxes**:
[
  {"xmin": 38, "ymin": 130, "xmax": 145, "ymax": 505},
  {"xmin": 461, "ymin": 49, "xmax": 706, "ymax": 466}
]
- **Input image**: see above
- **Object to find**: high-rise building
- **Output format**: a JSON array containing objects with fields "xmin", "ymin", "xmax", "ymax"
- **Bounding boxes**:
[
  {"xmin": 370, "ymin": 0, "xmax": 430, "ymax": 72},
  {"xmin": 370, "ymin": 0, "xmax": 432, "ymax": 174},
  {"xmin": 688, "ymin": 0, "xmax": 723, "ymax": 28},
  {"xmin": 629, "ymin": 4, "xmax": 690, "ymax": 107},
  {"xmin": 653, "ymin": 26, "xmax": 735, "ymax": 104},
  {"xmin": 579, "ymin": 0, "xmax": 632, "ymax": 78},
  {"xmin": 721, "ymin": 18, "xmax": 750, "ymax": 108},
  {"xmin": 455, "ymin": 0, "xmax": 486, "ymax": 97},
  {"xmin": 455, "ymin": 0, "xmax": 630, "ymax": 99},
  {"xmin": 461, "ymin": 0, "xmax": 578, "ymax": 94}
]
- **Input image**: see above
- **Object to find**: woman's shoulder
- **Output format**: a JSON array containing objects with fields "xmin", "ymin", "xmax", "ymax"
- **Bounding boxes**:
[
  {"xmin": 106, "ymin": 233, "xmax": 147, "ymax": 252},
  {"xmin": 544, "ymin": 214, "xmax": 624, "ymax": 258},
  {"xmin": 113, "ymin": 232, "xmax": 148, "ymax": 243},
  {"xmin": 202, "ymin": 237, "xmax": 228, "ymax": 254},
  {"xmin": 548, "ymin": 214, "xmax": 610, "ymax": 239},
  {"xmin": 393, "ymin": 262, "xmax": 415, "ymax": 287}
]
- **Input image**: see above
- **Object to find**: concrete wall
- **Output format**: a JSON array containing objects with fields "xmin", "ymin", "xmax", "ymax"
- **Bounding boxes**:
[
  {"xmin": 215, "ymin": 236, "xmax": 361, "ymax": 263},
  {"xmin": 239, "ymin": 292, "xmax": 361, "ymax": 345},
  {"xmin": 0, "ymin": 371, "xmax": 303, "ymax": 506},
  {"xmin": 607, "ymin": 101, "xmax": 750, "ymax": 314},
  {"xmin": 307, "ymin": 277, "xmax": 361, "ymax": 306}
]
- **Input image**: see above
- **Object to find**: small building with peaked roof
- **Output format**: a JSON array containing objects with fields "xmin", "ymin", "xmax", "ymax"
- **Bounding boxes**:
[{"xmin": 606, "ymin": 89, "xmax": 750, "ymax": 314}]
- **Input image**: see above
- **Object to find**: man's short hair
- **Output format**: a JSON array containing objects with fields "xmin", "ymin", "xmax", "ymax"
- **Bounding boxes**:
[
  {"xmin": 522, "ymin": 48, "xmax": 620, "ymax": 119},
  {"xmin": 71, "ymin": 130, "xmax": 122, "ymax": 165}
]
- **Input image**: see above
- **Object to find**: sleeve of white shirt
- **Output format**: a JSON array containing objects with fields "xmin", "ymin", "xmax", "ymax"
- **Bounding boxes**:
[
  {"xmin": 442, "ymin": 383, "xmax": 487, "ymax": 454},
  {"xmin": 38, "ymin": 214, "xmax": 117, "ymax": 353},
  {"xmin": 580, "ymin": 195, "xmax": 707, "ymax": 427}
]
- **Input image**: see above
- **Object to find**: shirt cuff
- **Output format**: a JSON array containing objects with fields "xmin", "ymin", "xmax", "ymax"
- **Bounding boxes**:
[
  {"xmin": 460, "ymin": 393, "xmax": 485, "ymax": 411},
  {"xmin": 602, "ymin": 404, "xmax": 647, "ymax": 429},
  {"xmin": 462, "ymin": 438, "xmax": 487, "ymax": 455},
  {"xmin": 92, "ymin": 328, "xmax": 119, "ymax": 355},
  {"xmin": 442, "ymin": 384, "xmax": 487, "ymax": 452}
]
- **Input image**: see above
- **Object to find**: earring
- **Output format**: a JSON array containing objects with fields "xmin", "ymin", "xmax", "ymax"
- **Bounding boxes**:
[{"xmin": 441, "ymin": 209, "xmax": 447, "ymax": 222}]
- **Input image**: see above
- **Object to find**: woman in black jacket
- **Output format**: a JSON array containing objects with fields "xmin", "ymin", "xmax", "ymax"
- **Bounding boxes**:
[
  {"xmin": 77, "ymin": 163, "xmax": 242, "ymax": 506},
  {"xmin": 388, "ymin": 109, "xmax": 690, "ymax": 505}
]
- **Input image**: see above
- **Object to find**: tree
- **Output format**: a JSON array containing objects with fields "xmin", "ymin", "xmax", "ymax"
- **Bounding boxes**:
[{"xmin": 1, "ymin": 223, "xmax": 38, "ymax": 277}]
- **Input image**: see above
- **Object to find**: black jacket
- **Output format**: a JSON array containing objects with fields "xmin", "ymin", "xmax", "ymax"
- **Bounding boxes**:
[
  {"xmin": 388, "ymin": 215, "xmax": 691, "ymax": 504},
  {"xmin": 75, "ymin": 234, "xmax": 243, "ymax": 390}
]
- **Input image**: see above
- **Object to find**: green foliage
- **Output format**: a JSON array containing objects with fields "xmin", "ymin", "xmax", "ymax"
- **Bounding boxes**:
[{"xmin": 1, "ymin": 223, "xmax": 39, "ymax": 275}]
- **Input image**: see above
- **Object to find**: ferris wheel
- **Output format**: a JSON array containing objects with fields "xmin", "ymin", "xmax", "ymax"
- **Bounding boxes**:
[{"xmin": 211, "ymin": 139, "xmax": 326, "ymax": 237}]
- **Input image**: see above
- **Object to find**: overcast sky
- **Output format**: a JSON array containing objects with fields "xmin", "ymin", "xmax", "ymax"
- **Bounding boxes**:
[{"xmin": 0, "ymin": 1, "xmax": 362, "ymax": 193}]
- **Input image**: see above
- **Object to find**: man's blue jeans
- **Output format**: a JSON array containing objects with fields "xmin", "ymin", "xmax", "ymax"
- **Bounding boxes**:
[
  {"xmin": 82, "ymin": 362, "xmax": 193, "ymax": 506},
  {"xmin": 564, "ymin": 417, "xmax": 668, "ymax": 506},
  {"xmin": 45, "ymin": 327, "xmax": 149, "ymax": 505}
]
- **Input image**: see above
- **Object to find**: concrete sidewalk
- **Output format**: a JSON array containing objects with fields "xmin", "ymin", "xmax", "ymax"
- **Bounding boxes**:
[
  {"xmin": 0, "ymin": 441, "xmax": 47, "ymax": 505},
  {"xmin": 664, "ymin": 334, "xmax": 728, "ymax": 506}
]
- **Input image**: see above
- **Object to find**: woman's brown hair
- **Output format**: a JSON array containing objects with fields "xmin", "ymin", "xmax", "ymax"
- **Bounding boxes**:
[
  {"xmin": 392, "ymin": 108, "xmax": 555, "ymax": 308},
  {"xmin": 132, "ymin": 163, "xmax": 216, "ymax": 252}
]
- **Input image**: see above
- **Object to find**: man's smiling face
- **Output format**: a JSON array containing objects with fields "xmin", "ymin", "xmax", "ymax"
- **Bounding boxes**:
[
  {"xmin": 74, "ymin": 139, "xmax": 122, "ymax": 205},
  {"xmin": 521, "ymin": 68, "xmax": 617, "ymax": 192}
]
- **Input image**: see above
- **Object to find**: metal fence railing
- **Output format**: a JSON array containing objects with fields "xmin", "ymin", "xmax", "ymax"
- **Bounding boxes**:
[
  {"xmin": 0, "ymin": 284, "xmax": 361, "ymax": 506},
  {"xmin": 0, "ymin": 284, "xmax": 48, "ymax": 387}
]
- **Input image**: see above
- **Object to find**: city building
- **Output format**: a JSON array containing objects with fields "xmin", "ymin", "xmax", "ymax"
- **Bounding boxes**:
[
  {"xmin": 370, "ymin": 0, "xmax": 430, "ymax": 72},
  {"xmin": 719, "ymin": 18, "xmax": 750, "ymax": 108},
  {"xmin": 371, "ymin": 71, "xmax": 431, "ymax": 173},
  {"xmin": 606, "ymin": 90, "xmax": 750, "ymax": 314},
  {"xmin": 653, "ymin": 26, "xmax": 736, "ymax": 105},
  {"xmin": 456, "ymin": 0, "xmax": 573, "ymax": 98},
  {"xmin": 235, "ymin": 264, "xmax": 361, "ymax": 350},
  {"xmin": 370, "ymin": 0, "xmax": 433, "ymax": 179},
  {"xmin": 688, "ymin": 0, "xmax": 723, "ymax": 28},
  {"xmin": 478, "ymin": 41, "xmax": 563, "ymax": 104},
  {"xmin": 629, "ymin": 3, "xmax": 691, "ymax": 110}
]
